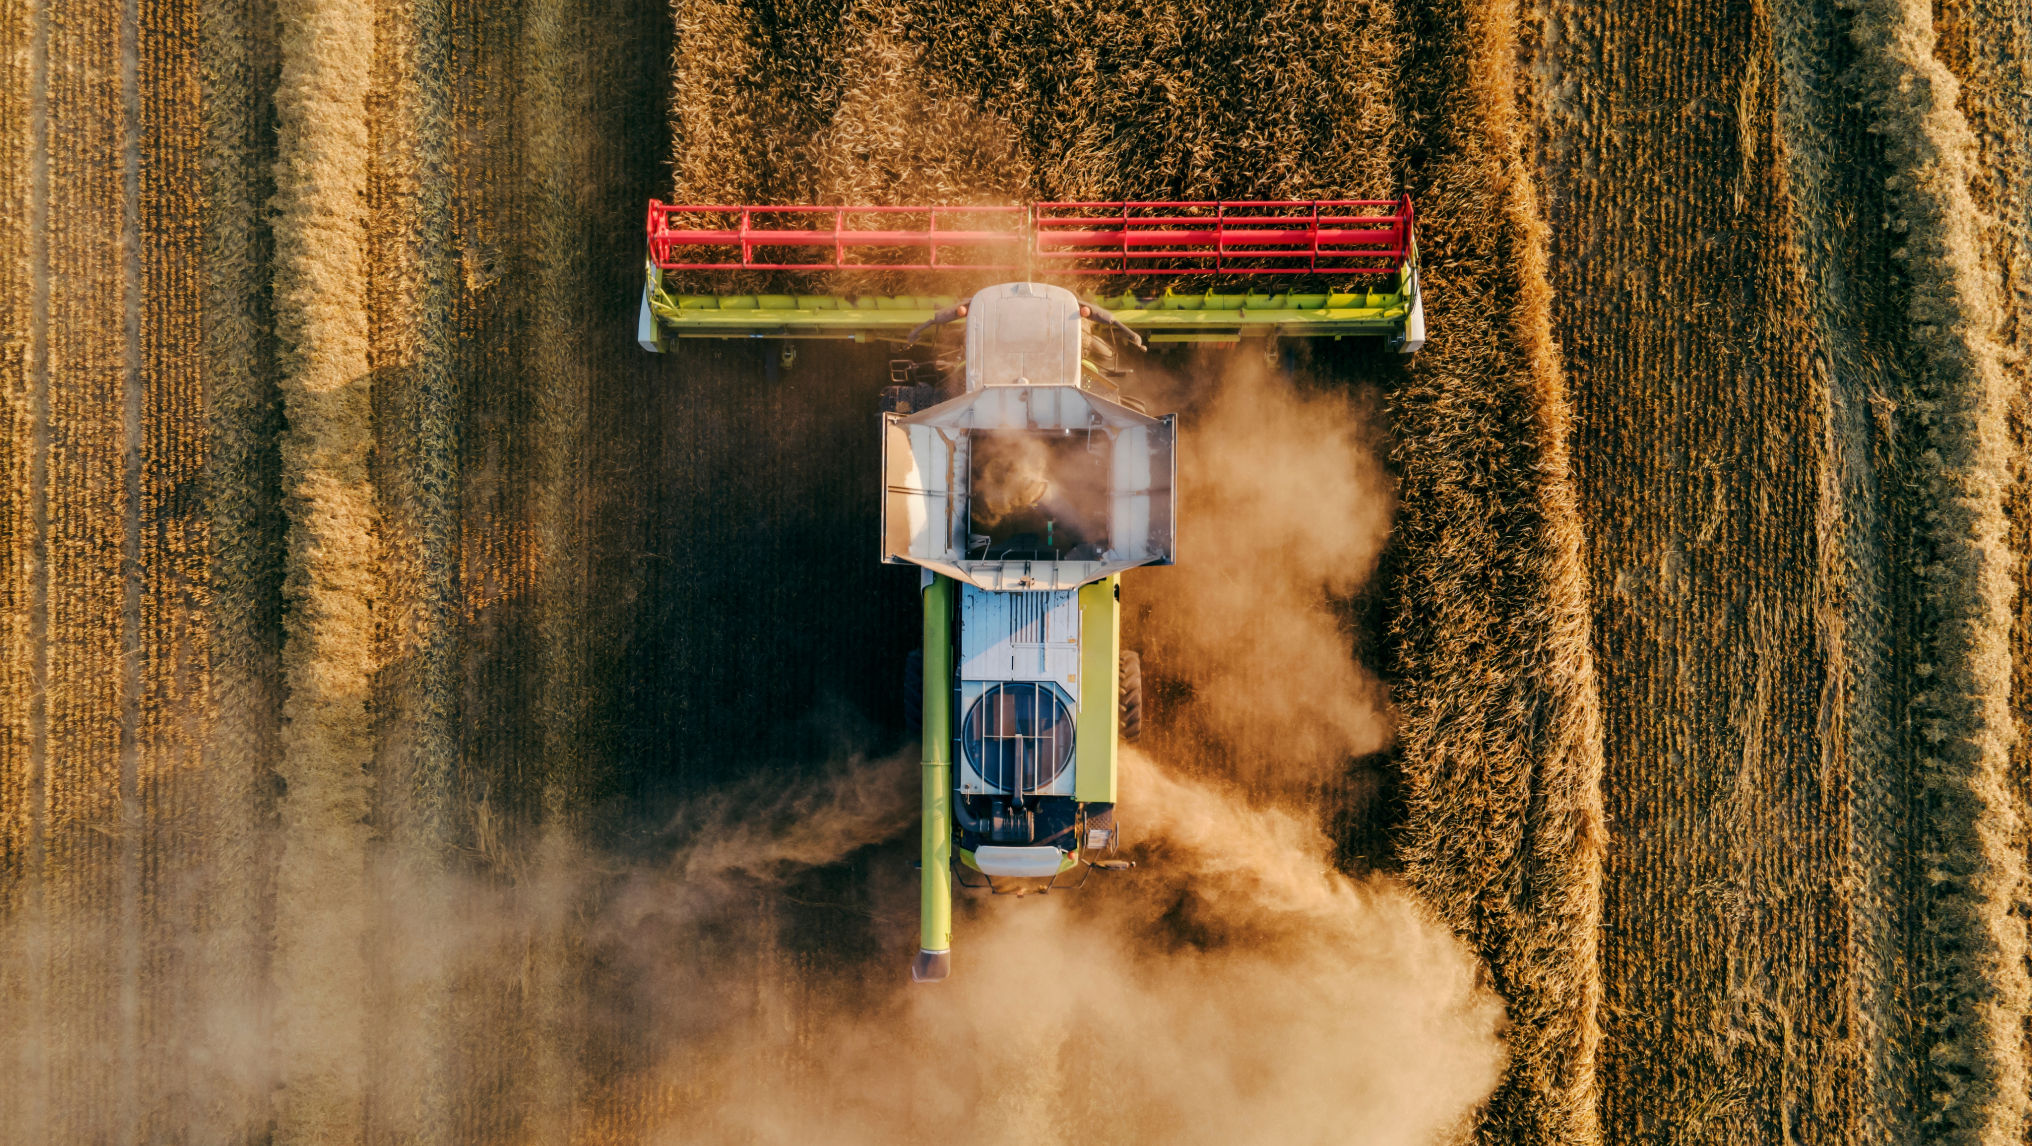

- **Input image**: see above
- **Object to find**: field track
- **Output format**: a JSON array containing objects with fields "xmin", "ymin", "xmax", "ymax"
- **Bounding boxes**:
[
  {"xmin": 1, "ymin": 0, "xmax": 2029, "ymax": 1143},
  {"xmin": 1542, "ymin": 0, "xmax": 2032, "ymax": 1141}
]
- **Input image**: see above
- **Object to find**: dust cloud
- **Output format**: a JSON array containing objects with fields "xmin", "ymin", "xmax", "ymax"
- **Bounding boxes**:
[
  {"xmin": 623, "ymin": 748, "xmax": 1505, "ymax": 1146},
  {"xmin": 1134, "ymin": 352, "xmax": 1399, "ymax": 791},
  {"xmin": 606, "ymin": 360, "xmax": 1503, "ymax": 1145},
  {"xmin": 0, "ymin": 363, "xmax": 1501, "ymax": 1144}
]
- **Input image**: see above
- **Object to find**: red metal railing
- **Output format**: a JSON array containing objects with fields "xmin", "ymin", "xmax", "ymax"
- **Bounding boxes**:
[
  {"xmin": 646, "ymin": 203, "xmax": 1027, "ymax": 270},
  {"xmin": 646, "ymin": 197, "xmax": 1415, "ymax": 275},
  {"xmin": 1033, "ymin": 198, "xmax": 1413, "ymax": 275}
]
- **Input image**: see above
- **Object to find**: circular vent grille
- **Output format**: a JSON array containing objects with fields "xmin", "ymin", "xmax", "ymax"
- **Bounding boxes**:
[{"xmin": 961, "ymin": 683, "xmax": 1076, "ymax": 794}]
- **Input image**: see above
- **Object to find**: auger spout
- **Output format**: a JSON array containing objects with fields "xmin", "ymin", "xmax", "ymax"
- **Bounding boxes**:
[{"xmin": 912, "ymin": 573, "xmax": 954, "ymax": 983}]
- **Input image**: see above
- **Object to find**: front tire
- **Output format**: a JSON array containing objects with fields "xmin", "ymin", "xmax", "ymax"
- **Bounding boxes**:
[{"xmin": 1118, "ymin": 650, "xmax": 1142, "ymax": 743}]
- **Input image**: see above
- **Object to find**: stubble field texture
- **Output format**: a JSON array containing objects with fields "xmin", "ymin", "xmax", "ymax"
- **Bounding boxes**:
[{"xmin": 0, "ymin": 0, "xmax": 2027, "ymax": 1144}]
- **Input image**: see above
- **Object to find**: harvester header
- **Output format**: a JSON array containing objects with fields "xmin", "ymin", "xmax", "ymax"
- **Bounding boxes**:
[
  {"xmin": 647, "ymin": 197, "xmax": 1415, "ymax": 276},
  {"xmin": 638, "ymin": 196, "xmax": 1425, "ymax": 353}
]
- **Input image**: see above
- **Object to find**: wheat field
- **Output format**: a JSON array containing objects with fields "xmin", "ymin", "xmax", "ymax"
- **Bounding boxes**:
[{"xmin": 0, "ymin": 0, "xmax": 2027, "ymax": 1143}]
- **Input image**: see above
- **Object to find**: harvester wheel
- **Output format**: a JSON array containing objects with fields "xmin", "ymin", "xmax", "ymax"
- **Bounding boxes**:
[
  {"xmin": 1119, "ymin": 651, "xmax": 1143, "ymax": 743},
  {"xmin": 904, "ymin": 649, "xmax": 924, "ymax": 742}
]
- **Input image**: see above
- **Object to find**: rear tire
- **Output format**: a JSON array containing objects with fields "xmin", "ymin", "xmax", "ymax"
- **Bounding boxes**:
[
  {"xmin": 1118, "ymin": 650, "xmax": 1142, "ymax": 743},
  {"xmin": 904, "ymin": 649, "xmax": 923, "ymax": 741}
]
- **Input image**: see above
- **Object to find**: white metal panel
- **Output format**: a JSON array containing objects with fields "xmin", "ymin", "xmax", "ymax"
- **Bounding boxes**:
[
  {"xmin": 1109, "ymin": 414, "xmax": 1175, "ymax": 565},
  {"xmin": 972, "ymin": 846, "xmax": 1069, "ymax": 877},
  {"xmin": 1398, "ymin": 268, "xmax": 1426, "ymax": 353},
  {"xmin": 882, "ymin": 415, "xmax": 968, "ymax": 566},
  {"xmin": 637, "ymin": 282, "xmax": 664, "ymax": 353},
  {"xmin": 959, "ymin": 586, "xmax": 1081, "ymax": 683},
  {"xmin": 965, "ymin": 282, "xmax": 1082, "ymax": 389}
]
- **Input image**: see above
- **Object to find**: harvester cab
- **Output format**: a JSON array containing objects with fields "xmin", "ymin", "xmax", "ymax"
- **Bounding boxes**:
[{"xmin": 637, "ymin": 198, "xmax": 1422, "ymax": 982}]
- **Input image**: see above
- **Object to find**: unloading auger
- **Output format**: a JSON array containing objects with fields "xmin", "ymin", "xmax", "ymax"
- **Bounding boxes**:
[{"xmin": 637, "ymin": 197, "xmax": 1424, "ymax": 983}]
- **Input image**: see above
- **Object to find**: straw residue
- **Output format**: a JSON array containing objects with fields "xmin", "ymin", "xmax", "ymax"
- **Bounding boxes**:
[
  {"xmin": 268, "ymin": 0, "xmax": 379, "ymax": 1137},
  {"xmin": 1848, "ymin": 2, "xmax": 2032, "ymax": 1140},
  {"xmin": 1386, "ymin": 0, "xmax": 1605, "ymax": 1139}
]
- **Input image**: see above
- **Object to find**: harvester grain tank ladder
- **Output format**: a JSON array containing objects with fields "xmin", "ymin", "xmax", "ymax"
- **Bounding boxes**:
[{"xmin": 636, "ymin": 198, "xmax": 1426, "ymax": 353}]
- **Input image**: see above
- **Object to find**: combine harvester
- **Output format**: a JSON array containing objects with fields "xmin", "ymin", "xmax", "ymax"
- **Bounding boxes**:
[{"xmin": 639, "ymin": 199, "xmax": 1423, "ymax": 981}]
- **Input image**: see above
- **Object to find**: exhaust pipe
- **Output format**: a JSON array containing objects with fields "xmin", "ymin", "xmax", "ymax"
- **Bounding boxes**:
[{"xmin": 913, "ymin": 573, "xmax": 954, "ymax": 983}]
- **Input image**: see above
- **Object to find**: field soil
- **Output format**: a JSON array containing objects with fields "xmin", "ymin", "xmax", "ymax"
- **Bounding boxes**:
[{"xmin": 0, "ymin": 0, "xmax": 2027, "ymax": 1144}]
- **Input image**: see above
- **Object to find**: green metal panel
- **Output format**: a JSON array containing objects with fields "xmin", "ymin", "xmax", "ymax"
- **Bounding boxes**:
[
  {"xmin": 641, "ymin": 255, "xmax": 1420, "ymax": 343},
  {"xmin": 1074, "ymin": 576, "xmax": 1120, "ymax": 803},
  {"xmin": 1084, "ymin": 280, "xmax": 1411, "ymax": 339},
  {"xmin": 649, "ymin": 288, "xmax": 955, "ymax": 339},
  {"xmin": 917, "ymin": 575, "xmax": 954, "ymax": 971}
]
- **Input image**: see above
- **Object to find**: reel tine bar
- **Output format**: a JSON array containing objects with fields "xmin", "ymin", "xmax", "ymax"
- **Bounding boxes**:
[
  {"xmin": 648, "ymin": 202, "xmax": 1028, "ymax": 271},
  {"xmin": 1031, "ymin": 196, "xmax": 1414, "ymax": 275},
  {"xmin": 647, "ymin": 196, "xmax": 1416, "ymax": 276}
]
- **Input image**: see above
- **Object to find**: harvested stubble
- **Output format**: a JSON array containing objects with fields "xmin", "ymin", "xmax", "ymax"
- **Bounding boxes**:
[
  {"xmin": 1537, "ymin": 0, "xmax": 2032, "ymax": 1140},
  {"xmin": 38, "ymin": 0, "xmax": 144, "ymax": 1138},
  {"xmin": 0, "ymin": 0, "xmax": 221, "ymax": 1138},
  {"xmin": 1543, "ymin": 0, "xmax": 1879, "ymax": 1137},
  {"xmin": 364, "ymin": 0, "xmax": 458, "ymax": 1133},
  {"xmin": 1932, "ymin": 0, "xmax": 2032, "ymax": 1121},
  {"xmin": 195, "ymin": 0, "xmax": 287, "ymax": 1136},
  {"xmin": 1846, "ymin": 1, "xmax": 2031, "ymax": 1139},
  {"xmin": 0, "ymin": 0, "xmax": 41, "ymax": 1130},
  {"xmin": 269, "ymin": 0, "xmax": 380, "ymax": 1138},
  {"xmin": 135, "ymin": 0, "xmax": 211, "ymax": 1133}
]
